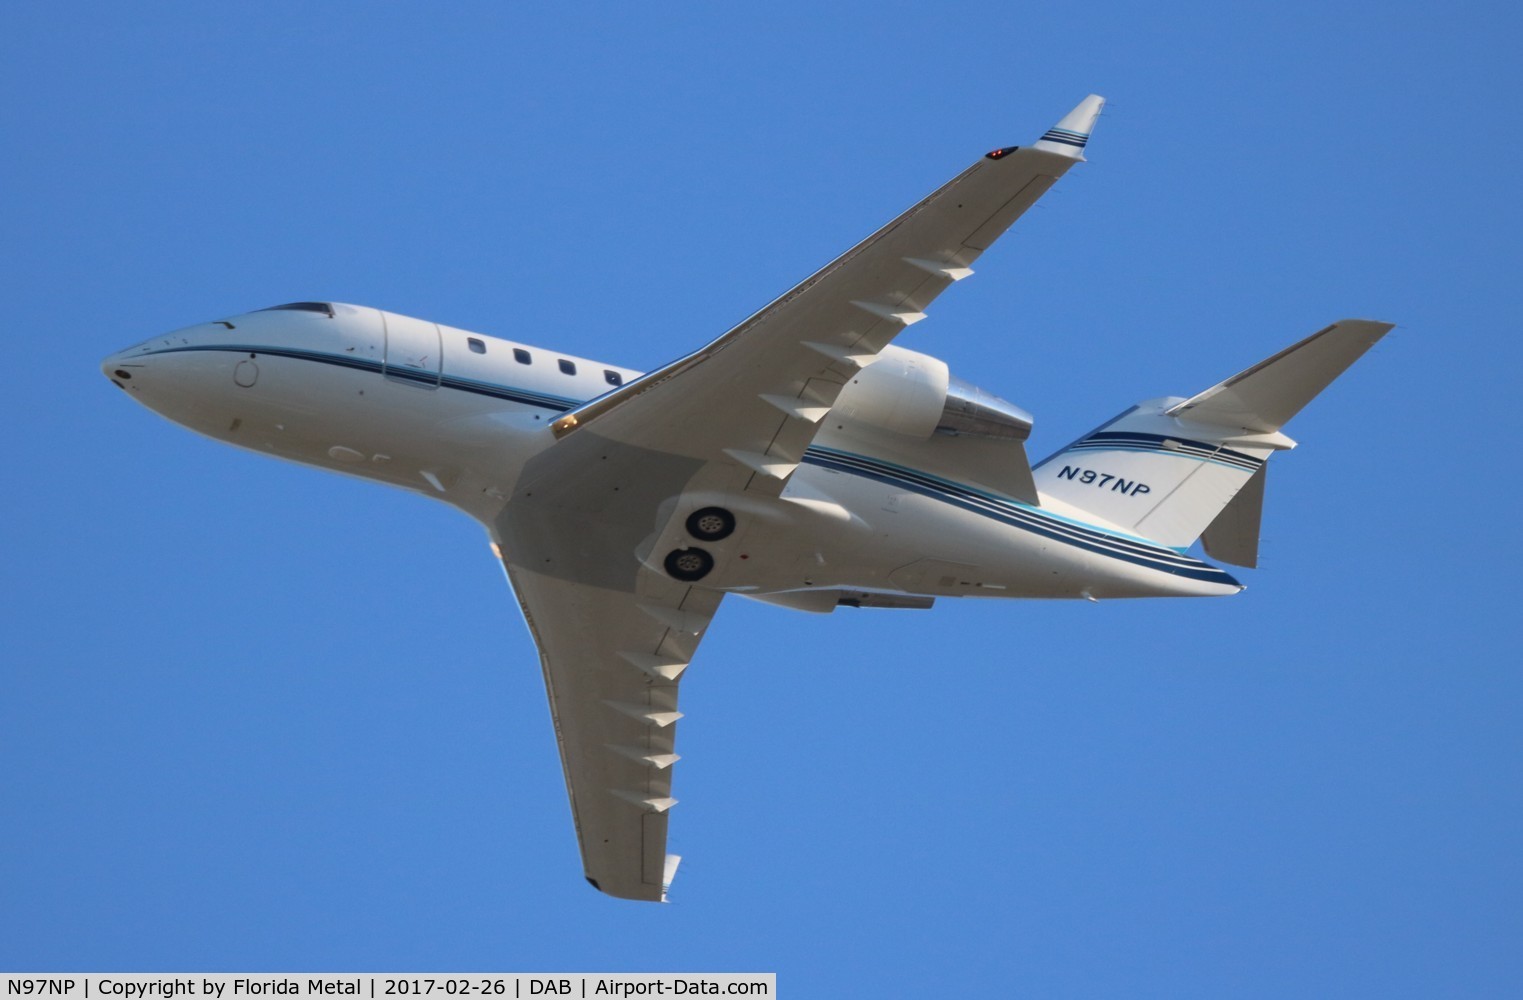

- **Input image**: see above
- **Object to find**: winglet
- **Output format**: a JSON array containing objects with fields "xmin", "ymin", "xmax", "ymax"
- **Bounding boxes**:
[
  {"xmin": 1033, "ymin": 94, "xmax": 1105, "ymax": 158},
  {"xmin": 661, "ymin": 853, "xmax": 682, "ymax": 903}
]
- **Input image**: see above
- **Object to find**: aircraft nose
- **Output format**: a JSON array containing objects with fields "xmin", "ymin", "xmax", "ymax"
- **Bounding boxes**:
[{"xmin": 103, "ymin": 351, "xmax": 142, "ymax": 389}]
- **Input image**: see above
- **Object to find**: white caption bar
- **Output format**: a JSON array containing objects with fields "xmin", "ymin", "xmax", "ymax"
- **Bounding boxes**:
[{"xmin": 2, "ymin": 977, "xmax": 775, "ymax": 1000}]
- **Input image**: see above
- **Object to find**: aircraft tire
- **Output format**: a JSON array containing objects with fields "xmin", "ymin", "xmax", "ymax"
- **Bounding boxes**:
[
  {"xmin": 685, "ymin": 507, "xmax": 736, "ymax": 542},
  {"xmin": 664, "ymin": 547, "xmax": 714, "ymax": 582}
]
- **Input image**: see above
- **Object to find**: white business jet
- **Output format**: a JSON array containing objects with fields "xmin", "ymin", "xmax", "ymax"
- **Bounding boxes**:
[{"xmin": 103, "ymin": 95, "xmax": 1391, "ymax": 901}]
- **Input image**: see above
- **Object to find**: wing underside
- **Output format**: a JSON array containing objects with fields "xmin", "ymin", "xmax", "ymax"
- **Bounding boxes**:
[
  {"xmin": 547, "ymin": 115, "xmax": 1102, "ymax": 496},
  {"xmin": 497, "ymin": 96, "xmax": 1104, "ymax": 900},
  {"xmin": 504, "ymin": 557, "xmax": 721, "ymax": 901}
]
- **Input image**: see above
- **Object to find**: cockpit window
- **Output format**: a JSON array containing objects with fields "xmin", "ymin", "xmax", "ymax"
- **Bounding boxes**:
[
  {"xmin": 468, "ymin": 338, "xmax": 487, "ymax": 354},
  {"xmin": 258, "ymin": 302, "xmax": 335, "ymax": 318}
]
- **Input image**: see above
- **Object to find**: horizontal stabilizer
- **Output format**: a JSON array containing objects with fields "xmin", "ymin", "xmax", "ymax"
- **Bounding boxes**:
[
  {"xmin": 1036, "ymin": 318, "xmax": 1393, "ymax": 549},
  {"xmin": 1168, "ymin": 320, "xmax": 1393, "ymax": 432}
]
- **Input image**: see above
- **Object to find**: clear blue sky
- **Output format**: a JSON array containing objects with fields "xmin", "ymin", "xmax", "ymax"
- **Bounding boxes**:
[{"xmin": 4, "ymin": 1, "xmax": 1520, "ymax": 994}]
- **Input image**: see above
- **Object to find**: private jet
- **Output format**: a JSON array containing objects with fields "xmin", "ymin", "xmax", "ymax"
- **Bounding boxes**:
[{"xmin": 103, "ymin": 95, "xmax": 1391, "ymax": 900}]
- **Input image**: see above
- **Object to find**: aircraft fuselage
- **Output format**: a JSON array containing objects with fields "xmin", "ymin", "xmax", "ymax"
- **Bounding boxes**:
[{"xmin": 103, "ymin": 302, "xmax": 1240, "ymax": 606}]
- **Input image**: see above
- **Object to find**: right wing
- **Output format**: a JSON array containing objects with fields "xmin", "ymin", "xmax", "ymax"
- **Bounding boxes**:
[{"xmin": 501, "ymin": 553, "xmax": 720, "ymax": 901}]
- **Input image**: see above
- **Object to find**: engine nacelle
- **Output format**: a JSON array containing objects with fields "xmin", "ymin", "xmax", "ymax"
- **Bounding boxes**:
[
  {"xmin": 830, "ymin": 346, "xmax": 1034, "ymax": 443},
  {"xmin": 938, "ymin": 376, "xmax": 1033, "ymax": 441},
  {"xmin": 831, "ymin": 345, "xmax": 950, "ymax": 439}
]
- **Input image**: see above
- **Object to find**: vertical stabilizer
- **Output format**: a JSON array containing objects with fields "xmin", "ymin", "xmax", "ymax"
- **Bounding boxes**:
[
  {"xmin": 1034, "ymin": 319, "xmax": 1392, "ymax": 553},
  {"xmin": 1200, "ymin": 464, "xmax": 1266, "ymax": 567}
]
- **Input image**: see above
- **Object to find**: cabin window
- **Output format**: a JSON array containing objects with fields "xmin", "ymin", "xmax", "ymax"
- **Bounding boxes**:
[
  {"xmin": 558, "ymin": 359, "xmax": 577, "ymax": 376},
  {"xmin": 514, "ymin": 349, "xmax": 531, "ymax": 365},
  {"xmin": 468, "ymin": 338, "xmax": 486, "ymax": 354},
  {"xmin": 604, "ymin": 369, "xmax": 623, "ymax": 386}
]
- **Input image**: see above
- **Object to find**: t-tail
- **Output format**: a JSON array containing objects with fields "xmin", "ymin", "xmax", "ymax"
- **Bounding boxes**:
[{"xmin": 1033, "ymin": 320, "xmax": 1394, "ymax": 567}]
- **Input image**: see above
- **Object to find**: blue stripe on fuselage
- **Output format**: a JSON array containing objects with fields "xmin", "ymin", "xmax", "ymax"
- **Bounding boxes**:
[
  {"xmin": 133, "ymin": 344, "xmax": 583, "ymax": 411},
  {"xmin": 801, "ymin": 446, "xmax": 1237, "ymax": 586},
  {"xmin": 137, "ymin": 344, "xmax": 1236, "ymax": 585}
]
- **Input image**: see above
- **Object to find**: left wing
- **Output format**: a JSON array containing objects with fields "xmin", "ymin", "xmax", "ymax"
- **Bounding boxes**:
[{"xmin": 542, "ymin": 95, "xmax": 1105, "ymax": 499}]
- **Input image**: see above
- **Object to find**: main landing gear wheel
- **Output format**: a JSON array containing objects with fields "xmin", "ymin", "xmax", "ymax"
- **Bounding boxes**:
[
  {"xmin": 685, "ymin": 506, "xmax": 736, "ymax": 542},
  {"xmin": 664, "ymin": 547, "xmax": 715, "ymax": 582}
]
